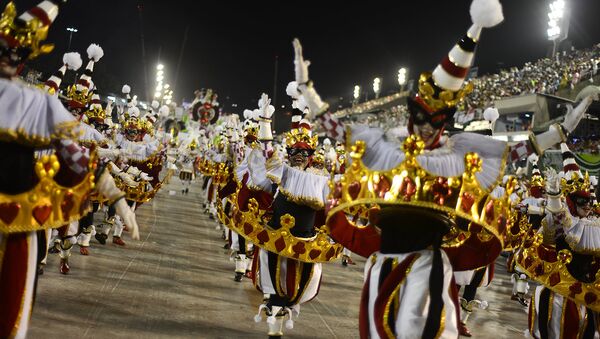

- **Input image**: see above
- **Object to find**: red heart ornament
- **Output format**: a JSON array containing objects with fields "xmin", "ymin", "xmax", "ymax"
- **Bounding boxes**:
[
  {"xmin": 348, "ymin": 181, "xmax": 361, "ymax": 200},
  {"xmin": 461, "ymin": 192, "xmax": 475, "ymax": 212},
  {"xmin": 33, "ymin": 205, "xmax": 52, "ymax": 225},
  {"xmin": 0, "ymin": 202, "xmax": 20, "ymax": 225}
]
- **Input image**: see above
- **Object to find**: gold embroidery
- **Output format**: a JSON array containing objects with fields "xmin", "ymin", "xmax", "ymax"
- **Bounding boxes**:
[
  {"xmin": 327, "ymin": 137, "xmax": 513, "ymax": 252},
  {"xmin": 0, "ymin": 120, "xmax": 80, "ymax": 147},
  {"xmin": 0, "ymin": 151, "xmax": 95, "ymax": 233}
]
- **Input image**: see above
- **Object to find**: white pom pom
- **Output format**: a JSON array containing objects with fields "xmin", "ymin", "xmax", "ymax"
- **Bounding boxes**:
[
  {"xmin": 152, "ymin": 100, "xmax": 160, "ymax": 109},
  {"xmin": 86, "ymin": 43, "xmax": 104, "ymax": 62},
  {"xmin": 252, "ymin": 109, "xmax": 261, "ymax": 120},
  {"xmin": 479, "ymin": 300, "xmax": 489, "ymax": 310},
  {"xmin": 470, "ymin": 0, "xmax": 504, "ymax": 28},
  {"xmin": 129, "ymin": 106, "xmax": 140, "ymax": 116},
  {"xmin": 483, "ymin": 107, "xmax": 499, "ymax": 123},
  {"xmin": 528, "ymin": 153, "xmax": 539, "ymax": 164},
  {"xmin": 159, "ymin": 105, "xmax": 169, "ymax": 117},
  {"xmin": 243, "ymin": 109, "xmax": 253, "ymax": 120},
  {"xmin": 63, "ymin": 52, "xmax": 82, "ymax": 71},
  {"xmin": 323, "ymin": 138, "xmax": 331, "ymax": 146},
  {"xmin": 122, "ymin": 85, "xmax": 131, "ymax": 94},
  {"xmin": 285, "ymin": 319, "xmax": 294, "ymax": 330},
  {"xmin": 254, "ymin": 314, "xmax": 262, "ymax": 323},
  {"xmin": 286, "ymin": 81, "xmax": 300, "ymax": 99}
]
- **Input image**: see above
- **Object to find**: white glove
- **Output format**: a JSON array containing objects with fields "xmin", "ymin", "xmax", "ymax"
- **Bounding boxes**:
[
  {"xmin": 544, "ymin": 167, "xmax": 563, "ymax": 213},
  {"xmin": 293, "ymin": 38, "xmax": 310, "ymax": 84},
  {"xmin": 140, "ymin": 172, "xmax": 154, "ymax": 181},
  {"xmin": 292, "ymin": 39, "xmax": 329, "ymax": 118},
  {"xmin": 544, "ymin": 168, "xmax": 561, "ymax": 195},
  {"xmin": 126, "ymin": 166, "xmax": 142, "ymax": 177},
  {"xmin": 563, "ymin": 95, "xmax": 595, "ymax": 132},
  {"xmin": 114, "ymin": 199, "xmax": 139, "ymax": 240},
  {"xmin": 118, "ymin": 172, "xmax": 139, "ymax": 187},
  {"xmin": 257, "ymin": 93, "xmax": 275, "ymax": 141}
]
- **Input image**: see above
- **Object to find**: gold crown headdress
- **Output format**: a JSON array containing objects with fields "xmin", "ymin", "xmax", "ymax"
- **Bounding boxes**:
[
  {"xmin": 327, "ymin": 135, "xmax": 515, "ymax": 269},
  {"xmin": 84, "ymin": 91, "xmax": 106, "ymax": 122},
  {"xmin": 285, "ymin": 118, "xmax": 318, "ymax": 150},
  {"xmin": 0, "ymin": 1, "xmax": 61, "ymax": 60},
  {"xmin": 312, "ymin": 148, "xmax": 325, "ymax": 165},
  {"xmin": 560, "ymin": 143, "xmax": 590, "ymax": 195}
]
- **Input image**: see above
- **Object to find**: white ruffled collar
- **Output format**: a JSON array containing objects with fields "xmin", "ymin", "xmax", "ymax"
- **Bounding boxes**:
[
  {"xmin": 0, "ymin": 78, "xmax": 79, "ymax": 147},
  {"xmin": 278, "ymin": 165, "xmax": 329, "ymax": 210}
]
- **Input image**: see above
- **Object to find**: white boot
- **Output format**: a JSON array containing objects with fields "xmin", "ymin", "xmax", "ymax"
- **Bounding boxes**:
[
  {"xmin": 267, "ymin": 306, "xmax": 284, "ymax": 338},
  {"xmin": 234, "ymin": 254, "xmax": 247, "ymax": 282}
]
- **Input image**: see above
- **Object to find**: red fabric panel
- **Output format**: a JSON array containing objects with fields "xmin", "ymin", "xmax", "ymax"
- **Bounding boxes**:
[
  {"xmin": 0, "ymin": 233, "xmax": 29, "ymax": 337},
  {"xmin": 327, "ymin": 211, "xmax": 381, "ymax": 258}
]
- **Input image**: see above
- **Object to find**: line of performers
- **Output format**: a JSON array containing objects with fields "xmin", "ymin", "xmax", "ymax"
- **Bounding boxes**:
[
  {"xmin": 3, "ymin": 0, "xmax": 600, "ymax": 339},
  {"xmin": 192, "ymin": 1, "xmax": 600, "ymax": 338},
  {"xmin": 0, "ymin": 1, "xmax": 174, "ymax": 337}
]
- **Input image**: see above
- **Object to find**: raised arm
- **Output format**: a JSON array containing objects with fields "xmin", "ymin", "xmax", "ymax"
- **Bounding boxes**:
[{"xmin": 508, "ymin": 95, "xmax": 595, "ymax": 162}]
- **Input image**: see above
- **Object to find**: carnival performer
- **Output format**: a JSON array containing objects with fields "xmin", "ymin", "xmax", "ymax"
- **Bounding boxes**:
[
  {"xmin": 37, "ymin": 50, "xmax": 83, "ymax": 271},
  {"xmin": 524, "ymin": 144, "xmax": 600, "ymax": 338},
  {"xmin": 0, "ymin": 1, "xmax": 138, "ymax": 336},
  {"xmin": 241, "ymin": 93, "xmax": 329, "ymax": 338},
  {"xmin": 507, "ymin": 154, "xmax": 547, "ymax": 307},
  {"xmin": 290, "ymin": 0, "xmax": 594, "ymax": 336},
  {"xmin": 229, "ymin": 109, "xmax": 272, "ymax": 282},
  {"xmin": 176, "ymin": 134, "xmax": 199, "ymax": 195}
]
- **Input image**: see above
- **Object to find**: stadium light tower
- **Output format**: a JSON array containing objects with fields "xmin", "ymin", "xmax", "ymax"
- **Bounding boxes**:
[
  {"xmin": 547, "ymin": 0, "xmax": 570, "ymax": 58},
  {"xmin": 66, "ymin": 27, "xmax": 77, "ymax": 50},
  {"xmin": 373, "ymin": 77, "xmax": 381, "ymax": 99},
  {"xmin": 353, "ymin": 85, "xmax": 360, "ymax": 105},
  {"xmin": 398, "ymin": 67, "xmax": 408, "ymax": 91}
]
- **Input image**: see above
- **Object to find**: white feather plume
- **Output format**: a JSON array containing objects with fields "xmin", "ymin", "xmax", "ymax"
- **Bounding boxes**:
[
  {"xmin": 122, "ymin": 85, "xmax": 131, "ymax": 94},
  {"xmin": 483, "ymin": 107, "xmax": 499, "ymax": 123},
  {"xmin": 128, "ymin": 106, "xmax": 140, "ymax": 117},
  {"xmin": 86, "ymin": 43, "xmax": 104, "ymax": 62},
  {"xmin": 159, "ymin": 105, "xmax": 170, "ymax": 117},
  {"xmin": 63, "ymin": 52, "xmax": 82, "ymax": 71},
  {"xmin": 151, "ymin": 100, "xmax": 160, "ymax": 109},
  {"xmin": 286, "ymin": 81, "xmax": 300, "ymax": 99},
  {"xmin": 470, "ymin": 0, "xmax": 504, "ymax": 28}
]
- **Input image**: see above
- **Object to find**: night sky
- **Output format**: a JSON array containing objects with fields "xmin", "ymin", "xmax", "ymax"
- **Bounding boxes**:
[{"xmin": 20, "ymin": 0, "xmax": 600, "ymax": 114}]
